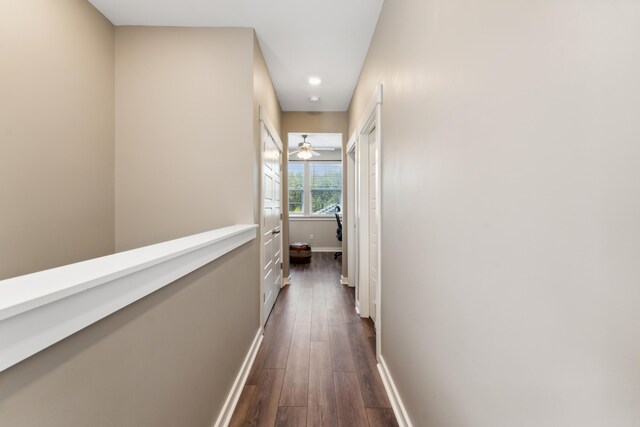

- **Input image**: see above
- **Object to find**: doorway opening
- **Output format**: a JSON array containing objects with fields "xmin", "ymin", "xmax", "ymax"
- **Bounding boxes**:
[
  {"xmin": 287, "ymin": 132, "xmax": 344, "ymax": 257},
  {"xmin": 346, "ymin": 84, "xmax": 383, "ymax": 359}
]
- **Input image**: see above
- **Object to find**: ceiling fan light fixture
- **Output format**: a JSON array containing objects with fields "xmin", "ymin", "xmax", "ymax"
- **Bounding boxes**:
[
  {"xmin": 308, "ymin": 76, "xmax": 322, "ymax": 85},
  {"xmin": 297, "ymin": 150, "xmax": 313, "ymax": 160}
]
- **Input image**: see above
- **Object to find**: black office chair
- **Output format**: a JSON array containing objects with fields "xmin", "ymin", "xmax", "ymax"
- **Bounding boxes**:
[{"xmin": 335, "ymin": 206, "xmax": 342, "ymax": 259}]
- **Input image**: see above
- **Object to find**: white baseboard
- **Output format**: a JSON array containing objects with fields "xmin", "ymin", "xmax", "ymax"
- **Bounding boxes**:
[
  {"xmin": 340, "ymin": 275, "xmax": 349, "ymax": 285},
  {"xmin": 283, "ymin": 275, "xmax": 292, "ymax": 286},
  {"xmin": 377, "ymin": 356, "xmax": 413, "ymax": 427},
  {"xmin": 213, "ymin": 328, "xmax": 263, "ymax": 427},
  {"xmin": 311, "ymin": 247, "xmax": 342, "ymax": 253}
]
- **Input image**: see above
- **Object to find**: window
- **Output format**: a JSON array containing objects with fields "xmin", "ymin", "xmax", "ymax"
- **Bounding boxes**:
[
  {"xmin": 310, "ymin": 162, "xmax": 342, "ymax": 214},
  {"xmin": 288, "ymin": 161, "xmax": 342, "ymax": 216},
  {"xmin": 288, "ymin": 162, "xmax": 304, "ymax": 214}
]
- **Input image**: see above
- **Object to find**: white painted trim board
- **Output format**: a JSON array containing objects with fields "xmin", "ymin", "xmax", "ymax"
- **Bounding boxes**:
[
  {"xmin": 0, "ymin": 224, "xmax": 258, "ymax": 373},
  {"xmin": 310, "ymin": 247, "xmax": 342, "ymax": 253},
  {"xmin": 378, "ymin": 356, "xmax": 413, "ymax": 427},
  {"xmin": 213, "ymin": 328, "xmax": 263, "ymax": 427},
  {"xmin": 259, "ymin": 106, "xmax": 283, "ymax": 151}
]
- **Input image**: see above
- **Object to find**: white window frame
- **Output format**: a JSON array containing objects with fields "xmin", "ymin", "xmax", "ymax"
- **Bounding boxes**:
[{"xmin": 288, "ymin": 160, "xmax": 342, "ymax": 217}]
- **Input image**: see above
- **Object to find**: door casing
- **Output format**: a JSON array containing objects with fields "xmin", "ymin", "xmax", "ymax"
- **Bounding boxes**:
[{"xmin": 346, "ymin": 84, "xmax": 383, "ymax": 360}]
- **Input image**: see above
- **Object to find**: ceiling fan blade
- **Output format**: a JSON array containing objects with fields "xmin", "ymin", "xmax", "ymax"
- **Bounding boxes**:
[
  {"xmin": 312, "ymin": 148, "xmax": 336, "ymax": 151},
  {"xmin": 289, "ymin": 149, "xmax": 302, "ymax": 155},
  {"xmin": 311, "ymin": 151, "xmax": 321, "ymax": 156}
]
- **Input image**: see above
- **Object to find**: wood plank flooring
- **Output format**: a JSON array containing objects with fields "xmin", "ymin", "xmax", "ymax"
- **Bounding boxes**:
[{"xmin": 231, "ymin": 253, "xmax": 397, "ymax": 427}]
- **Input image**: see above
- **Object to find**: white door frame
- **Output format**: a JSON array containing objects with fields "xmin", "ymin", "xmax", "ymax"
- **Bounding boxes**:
[
  {"xmin": 347, "ymin": 84, "xmax": 383, "ymax": 359},
  {"xmin": 346, "ymin": 135, "xmax": 358, "ymax": 310},
  {"xmin": 259, "ymin": 107, "xmax": 283, "ymax": 327}
]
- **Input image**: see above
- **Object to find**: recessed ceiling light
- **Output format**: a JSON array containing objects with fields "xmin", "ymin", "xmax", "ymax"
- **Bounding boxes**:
[
  {"xmin": 309, "ymin": 96, "xmax": 320, "ymax": 103},
  {"xmin": 308, "ymin": 76, "xmax": 322, "ymax": 86}
]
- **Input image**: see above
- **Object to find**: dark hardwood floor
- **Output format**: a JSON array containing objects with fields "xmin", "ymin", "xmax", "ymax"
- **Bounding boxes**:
[{"xmin": 230, "ymin": 253, "xmax": 398, "ymax": 427}]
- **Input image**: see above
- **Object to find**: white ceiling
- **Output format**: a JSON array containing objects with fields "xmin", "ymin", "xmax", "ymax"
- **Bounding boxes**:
[
  {"xmin": 88, "ymin": 0, "xmax": 384, "ymax": 112},
  {"xmin": 288, "ymin": 133, "xmax": 342, "ymax": 149}
]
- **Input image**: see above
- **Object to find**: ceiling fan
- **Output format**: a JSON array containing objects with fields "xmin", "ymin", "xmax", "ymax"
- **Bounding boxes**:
[{"xmin": 290, "ymin": 135, "xmax": 335, "ymax": 160}]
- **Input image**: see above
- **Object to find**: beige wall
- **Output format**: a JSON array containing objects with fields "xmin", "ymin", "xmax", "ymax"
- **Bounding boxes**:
[
  {"xmin": 253, "ymin": 33, "xmax": 282, "ymax": 155},
  {"xmin": 253, "ymin": 32, "xmax": 283, "ymax": 222},
  {"xmin": 111, "ymin": 26, "xmax": 272, "ymax": 425},
  {"xmin": 1, "ymin": 21, "xmax": 281, "ymax": 427},
  {"xmin": 0, "ymin": 0, "xmax": 115, "ymax": 280},
  {"xmin": 115, "ymin": 27, "xmax": 255, "ymax": 250},
  {"xmin": 290, "ymin": 219, "xmax": 341, "ymax": 250},
  {"xmin": 0, "ymin": 244, "xmax": 258, "ymax": 427},
  {"xmin": 281, "ymin": 112, "xmax": 348, "ymax": 278},
  {"xmin": 349, "ymin": 1, "xmax": 640, "ymax": 426}
]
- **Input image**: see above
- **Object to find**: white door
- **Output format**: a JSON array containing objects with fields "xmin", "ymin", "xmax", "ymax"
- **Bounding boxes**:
[
  {"xmin": 355, "ymin": 134, "xmax": 371, "ymax": 320},
  {"xmin": 368, "ymin": 129, "xmax": 378, "ymax": 324},
  {"xmin": 262, "ymin": 125, "xmax": 283, "ymax": 326}
]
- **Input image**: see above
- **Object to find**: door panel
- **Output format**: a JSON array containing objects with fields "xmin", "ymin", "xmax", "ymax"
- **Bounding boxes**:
[{"xmin": 262, "ymin": 125, "xmax": 283, "ymax": 325}]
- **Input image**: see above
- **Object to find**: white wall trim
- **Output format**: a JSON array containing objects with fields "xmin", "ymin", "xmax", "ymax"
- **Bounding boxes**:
[
  {"xmin": 283, "ymin": 275, "xmax": 292, "ymax": 286},
  {"xmin": 346, "ymin": 131, "xmax": 357, "ymax": 153},
  {"xmin": 0, "ymin": 224, "xmax": 258, "ymax": 373},
  {"xmin": 311, "ymin": 247, "xmax": 342, "ymax": 253},
  {"xmin": 350, "ymin": 84, "xmax": 383, "ymax": 341},
  {"xmin": 360, "ymin": 84, "xmax": 383, "ymax": 359},
  {"xmin": 346, "ymin": 137, "xmax": 359, "ymax": 309},
  {"xmin": 378, "ymin": 356, "xmax": 413, "ymax": 427},
  {"xmin": 340, "ymin": 275, "xmax": 349, "ymax": 286},
  {"xmin": 213, "ymin": 328, "xmax": 263, "ymax": 427},
  {"xmin": 289, "ymin": 216, "xmax": 338, "ymax": 222},
  {"xmin": 259, "ymin": 106, "xmax": 284, "ymax": 327},
  {"xmin": 358, "ymin": 84, "xmax": 383, "ymax": 134},
  {"xmin": 259, "ymin": 106, "xmax": 283, "ymax": 151}
]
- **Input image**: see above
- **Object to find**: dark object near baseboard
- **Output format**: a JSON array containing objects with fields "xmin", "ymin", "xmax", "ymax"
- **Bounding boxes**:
[{"xmin": 290, "ymin": 242, "xmax": 312, "ymax": 264}]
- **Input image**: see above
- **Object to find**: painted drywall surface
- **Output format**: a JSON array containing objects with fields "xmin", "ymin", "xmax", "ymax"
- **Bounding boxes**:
[
  {"xmin": 115, "ymin": 27, "xmax": 255, "ymax": 251},
  {"xmin": 113, "ymin": 27, "xmax": 265, "ymax": 426},
  {"xmin": 0, "ymin": 0, "xmax": 115, "ymax": 280},
  {"xmin": 0, "ymin": 243, "xmax": 258, "ymax": 427},
  {"xmin": 0, "ymin": 20, "xmax": 268, "ymax": 426},
  {"xmin": 281, "ymin": 112, "xmax": 349, "ymax": 279},
  {"xmin": 349, "ymin": 1, "xmax": 640, "ymax": 426},
  {"xmin": 253, "ymin": 31, "xmax": 283, "ymax": 226},
  {"xmin": 289, "ymin": 219, "xmax": 341, "ymax": 250},
  {"xmin": 253, "ymin": 32, "xmax": 282, "ymax": 151}
]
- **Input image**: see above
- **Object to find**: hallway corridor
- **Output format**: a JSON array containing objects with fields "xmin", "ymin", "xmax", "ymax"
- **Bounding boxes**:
[{"xmin": 229, "ymin": 253, "xmax": 398, "ymax": 426}]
